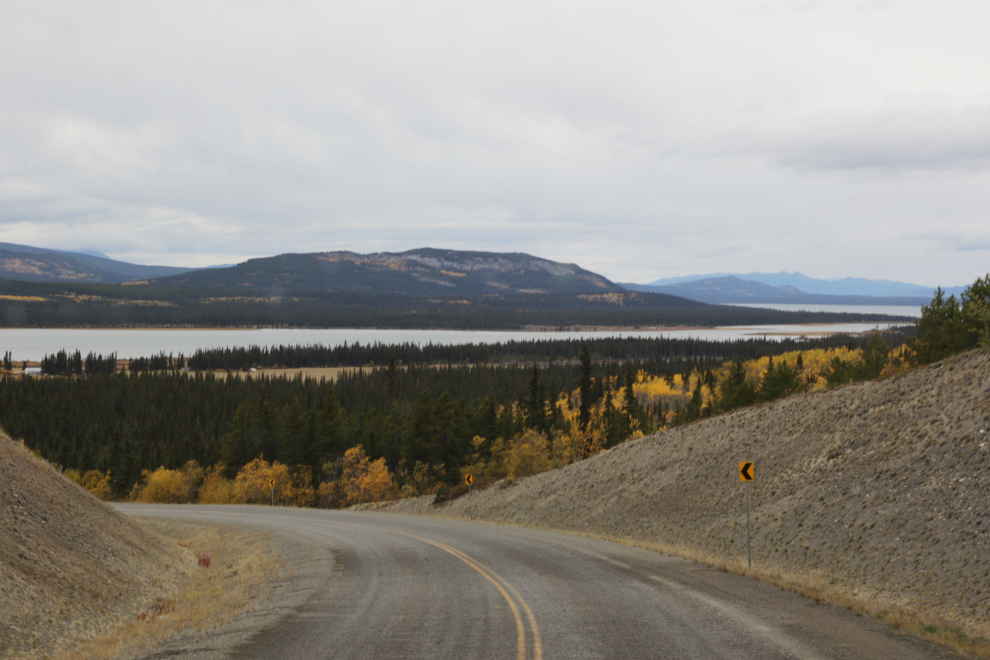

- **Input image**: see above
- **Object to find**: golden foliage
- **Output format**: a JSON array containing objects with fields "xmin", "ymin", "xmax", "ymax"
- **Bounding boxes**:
[
  {"xmin": 233, "ymin": 458, "xmax": 315, "ymax": 507},
  {"xmin": 341, "ymin": 445, "xmax": 397, "ymax": 505},
  {"xmin": 553, "ymin": 422, "xmax": 607, "ymax": 466},
  {"xmin": 505, "ymin": 429, "xmax": 552, "ymax": 479},
  {"xmin": 64, "ymin": 468, "xmax": 113, "ymax": 500},
  {"xmin": 133, "ymin": 461, "xmax": 204, "ymax": 503},
  {"xmin": 198, "ymin": 463, "xmax": 238, "ymax": 504}
]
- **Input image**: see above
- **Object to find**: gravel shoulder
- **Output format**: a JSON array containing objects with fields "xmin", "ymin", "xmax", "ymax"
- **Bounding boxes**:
[{"xmin": 117, "ymin": 506, "xmax": 337, "ymax": 660}]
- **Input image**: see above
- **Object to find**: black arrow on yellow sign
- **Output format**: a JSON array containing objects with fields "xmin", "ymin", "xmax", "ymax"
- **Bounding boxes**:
[
  {"xmin": 739, "ymin": 462, "xmax": 754, "ymax": 482},
  {"xmin": 464, "ymin": 474, "xmax": 473, "ymax": 486}
]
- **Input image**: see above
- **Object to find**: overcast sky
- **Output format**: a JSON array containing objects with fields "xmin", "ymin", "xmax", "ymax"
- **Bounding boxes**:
[{"xmin": 1, "ymin": 1, "xmax": 988, "ymax": 286}]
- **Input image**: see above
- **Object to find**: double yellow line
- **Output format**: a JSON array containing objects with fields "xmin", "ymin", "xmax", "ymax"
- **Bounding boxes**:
[
  {"xmin": 399, "ymin": 531, "xmax": 543, "ymax": 660},
  {"xmin": 210, "ymin": 511, "xmax": 544, "ymax": 659}
]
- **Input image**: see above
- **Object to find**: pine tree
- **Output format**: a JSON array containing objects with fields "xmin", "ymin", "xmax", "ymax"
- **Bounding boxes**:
[
  {"xmin": 524, "ymin": 365, "xmax": 547, "ymax": 433},
  {"xmin": 278, "ymin": 397, "xmax": 305, "ymax": 466},
  {"xmin": 578, "ymin": 344, "xmax": 594, "ymax": 430},
  {"xmin": 317, "ymin": 388, "xmax": 344, "ymax": 465},
  {"xmin": 404, "ymin": 389, "xmax": 436, "ymax": 465},
  {"xmin": 222, "ymin": 400, "xmax": 254, "ymax": 478}
]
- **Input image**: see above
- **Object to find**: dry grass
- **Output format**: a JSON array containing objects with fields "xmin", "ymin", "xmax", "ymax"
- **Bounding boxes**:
[{"xmin": 37, "ymin": 518, "xmax": 283, "ymax": 660}]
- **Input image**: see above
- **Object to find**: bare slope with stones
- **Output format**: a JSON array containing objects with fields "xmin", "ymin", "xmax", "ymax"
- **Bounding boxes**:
[
  {"xmin": 386, "ymin": 349, "xmax": 990, "ymax": 637},
  {"xmin": 0, "ymin": 435, "xmax": 188, "ymax": 658}
]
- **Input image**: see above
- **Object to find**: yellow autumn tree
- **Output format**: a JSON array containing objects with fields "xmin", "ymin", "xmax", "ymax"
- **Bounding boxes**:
[
  {"xmin": 340, "ymin": 445, "xmax": 397, "ymax": 505},
  {"xmin": 64, "ymin": 468, "xmax": 113, "ymax": 500},
  {"xmin": 505, "ymin": 429, "xmax": 551, "ymax": 479},
  {"xmin": 198, "ymin": 462, "xmax": 238, "ymax": 504},
  {"xmin": 553, "ymin": 422, "xmax": 607, "ymax": 467},
  {"xmin": 233, "ymin": 458, "xmax": 315, "ymax": 507},
  {"xmin": 132, "ymin": 460, "xmax": 205, "ymax": 503},
  {"xmin": 134, "ymin": 466, "xmax": 191, "ymax": 503},
  {"xmin": 81, "ymin": 471, "xmax": 113, "ymax": 500}
]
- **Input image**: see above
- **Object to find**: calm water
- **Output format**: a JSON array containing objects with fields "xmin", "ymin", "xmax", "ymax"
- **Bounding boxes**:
[
  {"xmin": 0, "ymin": 324, "xmax": 912, "ymax": 361},
  {"xmin": 723, "ymin": 303, "xmax": 922, "ymax": 318}
]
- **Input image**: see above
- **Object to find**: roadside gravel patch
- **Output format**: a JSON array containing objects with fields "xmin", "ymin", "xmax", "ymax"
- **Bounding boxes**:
[{"xmin": 118, "ymin": 508, "xmax": 338, "ymax": 660}]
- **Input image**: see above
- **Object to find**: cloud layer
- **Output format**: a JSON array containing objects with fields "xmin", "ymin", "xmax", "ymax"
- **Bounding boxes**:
[{"xmin": 1, "ymin": 0, "xmax": 988, "ymax": 286}]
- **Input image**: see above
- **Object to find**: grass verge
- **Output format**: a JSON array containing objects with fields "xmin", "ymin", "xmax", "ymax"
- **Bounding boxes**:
[{"xmin": 44, "ymin": 518, "xmax": 283, "ymax": 660}]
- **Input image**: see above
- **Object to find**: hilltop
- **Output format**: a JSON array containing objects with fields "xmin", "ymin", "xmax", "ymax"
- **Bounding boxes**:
[
  {"xmin": 151, "ymin": 248, "xmax": 623, "ymax": 296},
  {"xmin": 0, "ymin": 435, "xmax": 188, "ymax": 657},
  {"xmin": 0, "ymin": 242, "xmax": 191, "ymax": 284},
  {"xmin": 386, "ymin": 349, "xmax": 990, "ymax": 640},
  {"xmin": 0, "ymin": 245, "xmax": 916, "ymax": 329}
]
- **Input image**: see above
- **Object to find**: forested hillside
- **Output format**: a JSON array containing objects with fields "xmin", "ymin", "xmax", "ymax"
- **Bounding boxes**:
[
  {"xmin": 0, "ymin": 278, "xmax": 909, "ymax": 329},
  {"xmin": 151, "ymin": 248, "xmax": 622, "ymax": 295}
]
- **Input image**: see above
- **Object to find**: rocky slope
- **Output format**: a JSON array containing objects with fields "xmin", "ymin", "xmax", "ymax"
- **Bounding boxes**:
[
  {"xmin": 386, "ymin": 349, "xmax": 990, "ymax": 636},
  {"xmin": 0, "ymin": 435, "xmax": 188, "ymax": 658}
]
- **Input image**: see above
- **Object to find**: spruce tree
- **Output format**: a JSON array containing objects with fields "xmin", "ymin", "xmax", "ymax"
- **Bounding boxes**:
[{"xmin": 578, "ymin": 344, "xmax": 593, "ymax": 430}]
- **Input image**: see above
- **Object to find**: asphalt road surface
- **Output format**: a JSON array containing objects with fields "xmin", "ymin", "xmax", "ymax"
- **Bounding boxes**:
[{"xmin": 118, "ymin": 505, "xmax": 959, "ymax": 660}]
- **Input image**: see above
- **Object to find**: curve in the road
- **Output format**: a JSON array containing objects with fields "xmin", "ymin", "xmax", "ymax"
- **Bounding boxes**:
[
  {"xmin": 393, "ymin": 527, "xmax": 542, "ymax": 660},
  {"xmin": 116, "ymin": 505, "xmax": 960, "ymax": 660}
]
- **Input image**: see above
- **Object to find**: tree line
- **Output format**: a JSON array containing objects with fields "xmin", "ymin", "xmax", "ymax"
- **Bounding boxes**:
[{"xmin": 4, "ymin": 329, "xmax": 914, "ymax": 503}]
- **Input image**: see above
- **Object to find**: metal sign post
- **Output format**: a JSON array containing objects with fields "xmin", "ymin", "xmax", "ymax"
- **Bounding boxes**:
[
  {"xmin": 270, "ymin": 478, "xmax": 275, "ymax": 506},
  {"xmin": 739, "ymin": 462, "xmax": 754, "ymax": 570},
  {"xmin": 746, "ymin": 480, "xmax": 752, "ymax": 570},
  {"xmin": 465, "ymin": 474, "xmax": 473, "ymax": 520}
]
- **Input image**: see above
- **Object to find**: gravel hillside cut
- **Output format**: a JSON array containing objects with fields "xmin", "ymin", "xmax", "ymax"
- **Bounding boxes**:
[
  {"xmin": 0, "ymin": 435, "xmax": 188, "ymax": 658},
  {"xmin": 387, "ymin": 349, "xmax": 990, "ymax": 637}
]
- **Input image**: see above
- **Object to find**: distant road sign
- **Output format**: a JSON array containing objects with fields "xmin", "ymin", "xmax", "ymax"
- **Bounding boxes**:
[
  {"xmin": 465, "ymin": 474, "xmax": 473, "ymax": 486},
  {"xmin": 739, "ymin": 462, "xmax": 754, "ymax": 482},
  {"xmin": 270, "ymin": 478, "xmax": 276, "ymax": 487}
]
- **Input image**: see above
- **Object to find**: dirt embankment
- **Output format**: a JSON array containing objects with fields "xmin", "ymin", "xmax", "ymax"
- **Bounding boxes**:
[
  {"xmin": 386, "ymin": 349, "xmax": 990, "ymax": 637},
  {"xmin": 0, "ymin": 436, "xmax": 188, "ymax": 658}
]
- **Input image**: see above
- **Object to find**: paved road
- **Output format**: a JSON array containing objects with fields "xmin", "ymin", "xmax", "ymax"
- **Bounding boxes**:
[{"xmin": 119, "ymin": 505, "xmax": 958, "ymax": 660}]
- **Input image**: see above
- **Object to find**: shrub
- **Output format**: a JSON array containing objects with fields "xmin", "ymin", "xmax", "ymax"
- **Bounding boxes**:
[{"xmin": 198, "ymin": 463, "xmax": 237, "ymax": 504}]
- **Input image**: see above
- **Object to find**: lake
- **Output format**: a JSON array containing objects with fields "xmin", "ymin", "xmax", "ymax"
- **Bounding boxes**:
[{"xmin": 0, "ymin": 323, "xmax": 914, "ymax": 361}]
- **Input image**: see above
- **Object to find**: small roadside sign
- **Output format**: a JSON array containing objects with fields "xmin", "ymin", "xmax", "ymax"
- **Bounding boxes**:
[
  {"xmin": 739, "ymin": 461, "xmax": 754, "ymax": 569},
  {"xmin": 464, "ymin": 474, "xmax": 473, "ymax": 486},
  {"xmin": 270, "ymin": 478, "xmax": 276, "ymax": 487}
]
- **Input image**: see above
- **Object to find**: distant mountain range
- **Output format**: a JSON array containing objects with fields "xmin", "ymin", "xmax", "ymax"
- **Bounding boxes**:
[
  {"xmin": 626, "ymin": 271, "xmax": 967, "ymax": 302},
  {"xmin": 0, "ymin": 242, "xmax": 192, "ymax": 284},
  {"xmin": 0, "ymin": 242, "xmax": 958, "ymax": 306},
  {"xmin": 620, "ymin": 277, "xmax": 936, "ymax": 305}
]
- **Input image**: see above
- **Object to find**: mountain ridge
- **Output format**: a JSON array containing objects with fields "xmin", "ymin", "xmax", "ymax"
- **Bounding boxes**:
[
  {"xmin": 0, "ymin": 242, "xmax": 192, "ymax": 283},
  {"xmin": 639, "ymin": 271, "xmax": 967, "ymax": 298},
  {"xmin": 621, "ymin": 276, "xmax": 933, "ymax": 305},
  {"xmin": 151, "ymin": 248, "xmax": 625, "ymax": 296}
]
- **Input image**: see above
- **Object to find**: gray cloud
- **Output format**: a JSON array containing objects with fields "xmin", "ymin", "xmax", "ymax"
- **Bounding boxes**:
[{"xmin": 0, "ymin": 0, "xmax": 988, "ymax": 286}]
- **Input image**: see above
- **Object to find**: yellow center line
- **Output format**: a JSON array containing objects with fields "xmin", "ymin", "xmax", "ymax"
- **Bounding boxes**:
[
  {"xmin": 409, "ymin": 534, "xmax": 543, "ymax": 660},
  {"xmin": 232, "ymin": 511, "xmax": 543, "ymax": 660},
  {"xmin": 406, "ymin": 533, "xmax": 527, "ymax": 660}
]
